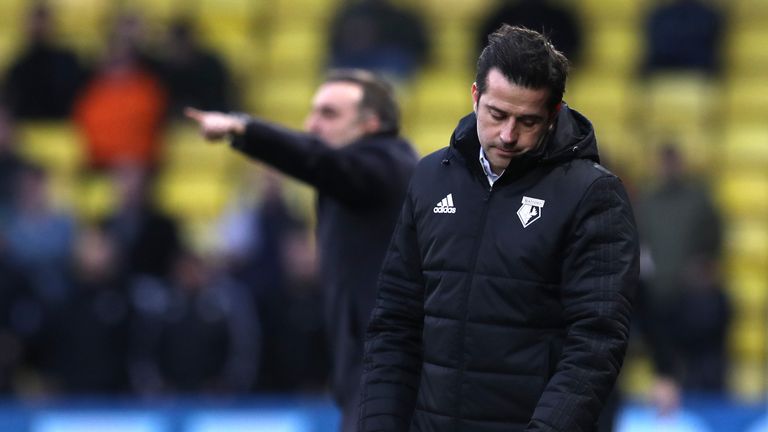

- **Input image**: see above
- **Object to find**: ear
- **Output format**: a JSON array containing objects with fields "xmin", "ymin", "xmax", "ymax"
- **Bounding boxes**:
[
  {"xmin": 548, "ymin": 101, "xmax": 562, "ymax": 129},
  {"xmin": 362, "ymin": 112, "xmax": 381, "ymax": 134},
  {"xmin": 471, "ymin": 82, "xmax": 480, "ymax": 113}
]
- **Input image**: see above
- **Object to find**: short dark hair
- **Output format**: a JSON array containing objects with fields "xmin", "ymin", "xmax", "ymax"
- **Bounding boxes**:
[
  {"xmin": 325, "ymin": 69, "xmax": 400, "ymax": 135},
  {"xmin": 475, "ymin": 24, "xmax": 569, "ymax": 111}
]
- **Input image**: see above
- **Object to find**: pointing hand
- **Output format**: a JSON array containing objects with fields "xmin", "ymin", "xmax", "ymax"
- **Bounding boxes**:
[{"xmin": 184, "ymin": 107, "xmax": 246, "ymax": 141}]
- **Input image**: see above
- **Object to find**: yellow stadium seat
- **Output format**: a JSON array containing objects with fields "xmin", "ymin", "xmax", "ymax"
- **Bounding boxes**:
[
  {"xmin": 0, "ymin": 0, "xmax": 25, "ymax": 70},
  {"xmin": 639, "ymin": 72, "xmax": 719, "ymax": 135},
  {"xmin": 195, "ymin": 0, "xmax": 264, "ymax": 61},
  {"xmin": 727, "ymin": 24, "xmax": 768, "ymax": 77},
  {"xmin": 723, "ymin": 125, "xmax": 768, "ymax": 170},
  {"xmin": 74, "ymin": 173, "xmax": 116, "ymax": 223},
  {"xmin": 273, "ymin": 0, "xmax": 337, "ymax": 22},
  {"xmin": 254, "ymin": 77, "xmax": 316, "ymax": 128},
  {"xmin": 196, "ymin": 0, "xmax": 263, "ymax": 27},
  {"xmin": 265, "ymin": 28, "xmax": 326, "ymax": 75},
  {"xmin": 591, "ymin": 125, "xmax": 646, "ymax": 180},
  {"xmin": 567, "ymin": 74, "xmax": 634, "ymax": 126},
  {"xmin": 411, "ymin": 68, "xmax": 472, "ymax": 127},
  {"xmin": 419, "ymin": 0, "xmax": 492, "ymax": 24},
  {"xmin": 408, "ymin": 124, "xmax": 454, "ymax": 157},
  {"xmin": 50, "ymin": 0, "xmax": 110, "ymax": 45},
  {"xmin": 580, "ymin": 0, "xmax": 646, "ymax": 24},
  {"xmin": 0, "ymin": 35, "xmax": 23, "ymax": 86},
  {"xmin": 0, "ymin": 0, "xmax": 28, "ymax": 31},
  {"xmin": 156, "ymin": 173, "xmax": 234, "ymax": 223},
  {"xmin": 729, "ymin": 0, "xmax": 768, "ymax": 25},
  {"xmin": 582, "ymin": 24, "xmax": 642, "ymax": 75},
  {"xmin": 18, "ymin": 122, "xmax": 84, "ymax": 176},
  {"xmin": 730, "ymin": 319, "xmax": 767, "ymax": 361},
  {"xmin": 726, "ymin": 221, "xmax": 768, "ymax": 267},
  {"xmin": 723, "ymin": 77, "xmax": 768, "ymax": 126},
  {"xmin": 727, "ymin": 267, "xmax": 768, "ymax": 306},
  {"xmin": 716, "ymin": 172, "xmax": 768, "ymax": 218},
  {"xmin": 431, "ymin": 26, "xmax": 475, "ymax": 73},
  {"xmin": 161, "ymin": 123, "xmax": 236, "ymax": 176}
]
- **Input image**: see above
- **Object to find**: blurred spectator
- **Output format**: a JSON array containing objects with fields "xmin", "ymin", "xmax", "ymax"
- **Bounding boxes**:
[
  {"xmin": 158, "ymin": 19, "xmax": 234, "ymax": 118},
  {"xmin": 2, "ymin": 3, "xmax": 84, "ymax": 119},
  {"xmin": 635, "ymin": 144, "xmax": 730, "ymax": 411},
  {"xmin": 1, "ymin": 164, "xmax": 75, "ymax": 388},
  {"xmin": 186, "ymin": 69, "xmax": 418, "ymax": 432},
  {"xmin": 216, "ymin": 171, "xmax": 325, "ymax": 392},
  {"xmin": 3, "ymin": 164, "xmax": 75, "ymax": 305},
  {"xmin": 216, "ymin": 170, "xmax": 301, "ymax": 298},
  {"xmin": 129, "ymin": 249, "xmax": 259, "ymax": 395},
  {"xmin": 476, "ymin": 0, "xmax": 583, "ymax": 65},
  {"xmin": 328, "ymin": 0, "xmax": 430, "ymax": 81},
  {"xmin": 0, "ymin": 236, "xmax": 36, "ymax": 393},
  {"xmin": 73, "ymin": 12, "xmax": 167, "ymax": 170},
  {"xmin": 50, "ymin": 225, "xmax": 131, "ymax": 394},
  {"xmin": 0, "ymin": 104, "xmax": 30, "ymax": 224},
  {"xmin": 669, "ymin": 261, "xmax": 731, "ymax": 392},
  {"xmin": 102, "ymin": 164, "xmax": 182, "ymax": 281},
  {"xmin": 642, "ymin": 0, "xmax": 724, "ymax": 76},
  {"xmin": 257, "ymin": 226, "xmax": 329, "ymax": 393}
]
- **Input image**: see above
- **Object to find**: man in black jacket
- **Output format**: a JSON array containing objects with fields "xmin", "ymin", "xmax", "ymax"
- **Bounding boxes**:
[
  {"xmin": 358, "ymin": 25, "xmax": 639, "ymax": 431},
  {"xmin": 186, "ymin": 69, "xmax": 418, "ymax": 431}
]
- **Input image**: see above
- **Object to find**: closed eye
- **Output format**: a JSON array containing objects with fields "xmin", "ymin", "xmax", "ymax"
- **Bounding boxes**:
[{"xmin": 489, "ymin": 108, "xmax": 506, "ymax": 121}]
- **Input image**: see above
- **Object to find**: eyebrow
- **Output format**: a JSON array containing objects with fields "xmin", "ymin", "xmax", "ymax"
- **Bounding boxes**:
[
  {"xmin": 486, "ymin": 103, "xmax": 545, "ymax": 123},
  {"xmin": 318, "ymin": 105, "xmax": 339, "ymax": 115}
]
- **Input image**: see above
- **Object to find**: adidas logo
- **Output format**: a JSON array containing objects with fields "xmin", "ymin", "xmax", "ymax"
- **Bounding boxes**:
[{"xmin": 433, "ymin": 193, "xmax": 456, "ymax": 214}]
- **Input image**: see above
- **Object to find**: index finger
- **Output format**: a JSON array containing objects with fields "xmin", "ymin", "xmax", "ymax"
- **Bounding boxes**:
[{"xmin": 184, "ymin": 107, "xmax": 205, "ymax": 122}]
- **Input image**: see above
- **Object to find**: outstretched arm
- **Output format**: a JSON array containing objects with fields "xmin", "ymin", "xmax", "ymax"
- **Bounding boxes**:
[
  {"xmin": 185, "ymin": 108, "xmax": 416, "ymax": 208},
  {"xmin": 184, "ymin": 107, "xmax": 246, "ymax": 140}
]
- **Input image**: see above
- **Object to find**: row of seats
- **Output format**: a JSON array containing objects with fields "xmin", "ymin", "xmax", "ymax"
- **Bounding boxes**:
[{"xmin": 2, "ymin": 0, "xmax": 766, "ymax": 399}]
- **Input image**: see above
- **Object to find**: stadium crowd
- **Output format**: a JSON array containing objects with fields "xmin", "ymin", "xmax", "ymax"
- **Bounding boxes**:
[{"xmin": 0, "ymin": 2, "xmax": 753, "ymax": 431}]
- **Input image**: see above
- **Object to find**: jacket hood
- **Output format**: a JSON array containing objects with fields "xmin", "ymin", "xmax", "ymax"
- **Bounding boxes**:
[{"xmin": 449, "ymin": 103, "xmax": 599, "ymax": 172}]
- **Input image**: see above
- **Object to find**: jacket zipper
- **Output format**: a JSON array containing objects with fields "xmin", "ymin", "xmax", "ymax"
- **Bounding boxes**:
[{"xmin": 453, "ymin": 180, "xmax": 493, "ymax": 430}]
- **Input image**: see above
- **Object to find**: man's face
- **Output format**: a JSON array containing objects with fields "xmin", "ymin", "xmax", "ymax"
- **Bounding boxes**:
[
  {"xmin": 472, "ymin": 68, "xmax": 554, "ymax": 175},
  {"xmin": 304, "ymin": 81, "xmax": 374, "ymax": 148}
]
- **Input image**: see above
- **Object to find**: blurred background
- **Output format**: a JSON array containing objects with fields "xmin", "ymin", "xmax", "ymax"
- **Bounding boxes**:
[{"xmin": 0, "ymin": 0, "xmax": 765, "ymax": 431}]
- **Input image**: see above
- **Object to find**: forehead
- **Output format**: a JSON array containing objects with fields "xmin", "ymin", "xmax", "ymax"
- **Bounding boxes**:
[
  {"xmin": 312, "ymin": 81, "xmax": 363, "ymax": 109},
  {"xmin": 481, "ymin": 68, "xmax": 550, "ymax": 115}
]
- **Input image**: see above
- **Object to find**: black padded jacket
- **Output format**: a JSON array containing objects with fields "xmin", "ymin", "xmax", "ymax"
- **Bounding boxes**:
[
  {"xmin": 359, "ymin": 105, "xmax": 639, "ymax": 432},
  {"xmin": 231, "ymin": 119, "xmax": 418, "ymax": 414}
]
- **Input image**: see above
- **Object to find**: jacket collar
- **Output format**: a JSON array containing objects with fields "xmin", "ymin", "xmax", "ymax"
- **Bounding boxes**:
[{"xmin": 448, "ymin": 103, "xmax": 600, "ymax": 184}]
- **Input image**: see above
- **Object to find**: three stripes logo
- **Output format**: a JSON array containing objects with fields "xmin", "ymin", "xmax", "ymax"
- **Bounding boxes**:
[{"xmin": 433, "ymin": 193, "xmax": 456, "ymax": 214}]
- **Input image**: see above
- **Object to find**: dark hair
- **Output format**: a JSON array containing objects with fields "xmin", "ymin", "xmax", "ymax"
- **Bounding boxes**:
[
  {"xmin": 475, "ymin": 24, "xmax": 569, "ymax": 111},
  {"xmin": 325, "ymin": 69, "xmax": 400, "ymax": 135}
]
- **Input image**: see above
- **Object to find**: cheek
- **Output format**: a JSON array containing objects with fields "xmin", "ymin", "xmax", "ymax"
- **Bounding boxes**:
[
  {"xmin": 520, "ymin": 130, "xmax": 545, "ymax": 149},
  {"xmin": 475, "ymin": 118, "xmax": 494, "ymax": 140}
]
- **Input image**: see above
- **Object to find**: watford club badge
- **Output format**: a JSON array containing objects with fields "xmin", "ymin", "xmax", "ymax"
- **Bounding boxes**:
[{"xmin": 517, "ymin": 196, "xmax": 545, "ymax": 228}]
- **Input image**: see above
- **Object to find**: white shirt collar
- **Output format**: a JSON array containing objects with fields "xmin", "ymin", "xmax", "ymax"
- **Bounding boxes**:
[{"xmin": 479, "ymin": 147, "xmax": 503, "ymax": 186}]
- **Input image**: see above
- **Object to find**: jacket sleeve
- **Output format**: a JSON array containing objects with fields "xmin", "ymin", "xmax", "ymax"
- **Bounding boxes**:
[
  {"xmin": 230, "ymin": 117, "xmax": 412, "ymax": 208},
  {"xmin": 358, "ymin": 189, "xmax": 425, "ymax": 431},
  {"xmin": 528, "ymin": 175, "xmax": 639, "ymax": 432}
]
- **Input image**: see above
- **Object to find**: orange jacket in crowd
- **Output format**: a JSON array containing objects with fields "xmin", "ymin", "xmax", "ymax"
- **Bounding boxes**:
[{"xmin": 74, "ymin": 67, "xmax": 167, "ymax": 169}]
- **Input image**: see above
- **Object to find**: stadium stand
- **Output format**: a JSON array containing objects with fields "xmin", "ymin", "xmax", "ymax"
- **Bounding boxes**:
[{"xmin": 0, "ymin": 0, "xmax": 765, "ymax": 410}]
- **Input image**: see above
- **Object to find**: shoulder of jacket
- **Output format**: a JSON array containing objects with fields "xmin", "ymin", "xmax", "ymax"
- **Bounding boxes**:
[
  {"xmin": 354, "ymin": 134, "xmax": 417, "ymax": 154},
  {"xmin": 563, "ymin": 158, "xmax": 619, "ymax": 182},
  {"xmin": 419, "ymin": 147, "xmax": 450, "ymax": 164}
]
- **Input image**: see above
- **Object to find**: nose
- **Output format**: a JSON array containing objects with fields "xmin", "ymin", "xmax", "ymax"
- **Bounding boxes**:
[
  {"xmin": 499, "ymin": 119, "xmax": 518, "ymax": 144},
  {"xmin": 304, "ymin": 113, "xmax": 319, "ymax": 133}
]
